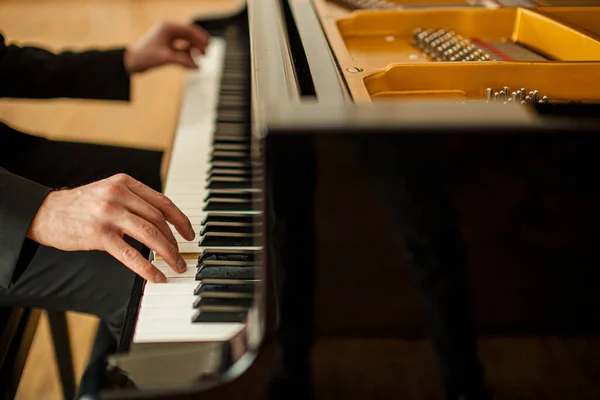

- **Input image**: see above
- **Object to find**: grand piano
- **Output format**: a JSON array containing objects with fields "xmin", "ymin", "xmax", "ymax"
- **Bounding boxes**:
[{"xmin": 102, "ymin": 0, "xmax": 600, "ymax": 399}]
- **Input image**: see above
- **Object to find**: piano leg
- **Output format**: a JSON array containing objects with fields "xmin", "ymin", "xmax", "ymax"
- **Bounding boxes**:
[
  {"xmin": 354, "ymin": 134, "xmax": 491, "ymax": 400},
  {"xmin": 265, "ymin": 135, "xmax": 317, "ymax": 400}
]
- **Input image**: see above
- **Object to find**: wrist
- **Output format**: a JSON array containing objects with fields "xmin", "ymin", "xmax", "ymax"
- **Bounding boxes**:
[
  {"xmin": 124, "ymin": 48, "xmax": 139, "ymax": 74},
  {"xmin": 26, "ymin": 190, "xmax": 59, "ymax": 245}
]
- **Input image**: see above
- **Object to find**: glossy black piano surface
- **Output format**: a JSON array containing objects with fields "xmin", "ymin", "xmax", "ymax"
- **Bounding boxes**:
[{"xmin": 101, "ymin": 0, "xmax": 600, "ymax": 399}]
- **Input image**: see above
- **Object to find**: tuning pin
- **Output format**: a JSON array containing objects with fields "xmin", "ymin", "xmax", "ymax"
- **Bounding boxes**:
[
  {"xmin": 413, "ymin": 28, "xmax": 423, "ymax": 40},
  {"xmin": 512, "ymin": 91, "xmax": 518, "ymax": 102},
  {"xmin": 486, "ymin": 88, "xmax": 493, "ymax": 102},
  {"xmin": 542, "ymin": 96, "xmax": 549, "ymax": 103},
  {"xmin": 525, "ymin": 95, "xmax": 532, "ymax": 104},
  {"xmin": 532, "ymin": 90, "xmax": 540, "ymax": 103}
]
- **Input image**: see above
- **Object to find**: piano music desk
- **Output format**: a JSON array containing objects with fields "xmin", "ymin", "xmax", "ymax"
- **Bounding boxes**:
[{"xmin": 0, "ymin": 0, "xmax": 242, "ymax": 398}]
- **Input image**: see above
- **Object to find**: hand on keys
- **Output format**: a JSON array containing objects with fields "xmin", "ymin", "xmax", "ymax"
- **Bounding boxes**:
[
  {"xmin": 27, "ymin": 173, "xmax": 195, "ymax": 283},
  {"xmin": 124, "ymin": 21, "xmax": 210, "ymax": 73}
]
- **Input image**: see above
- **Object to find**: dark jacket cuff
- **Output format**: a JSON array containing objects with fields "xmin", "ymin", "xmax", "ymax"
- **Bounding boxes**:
[
  {"xmin": 0, "ymin": 170, "xmax": 52, "ymax": 288},
  {"xmin": 73, "ymin": 48, "xmax": 131, "ymax": 101}
]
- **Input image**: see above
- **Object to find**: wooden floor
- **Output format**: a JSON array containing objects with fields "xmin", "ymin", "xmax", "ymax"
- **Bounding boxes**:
[{"xmin": 0, "ymin": 1, "xmax": 241, "ymax": 398}]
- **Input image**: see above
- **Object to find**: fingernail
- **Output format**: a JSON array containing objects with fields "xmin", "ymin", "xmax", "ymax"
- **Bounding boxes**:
[
  {"xmin": 178, "ymin": 257, "xmax": 187, "ymax": 272},
  {"xmin": 154, "ymin": 271, "xmax": 167, "ymax": 283},
  {"xmin": 188, "ymin": 225, "xmax": 195, "ymax": 239}
]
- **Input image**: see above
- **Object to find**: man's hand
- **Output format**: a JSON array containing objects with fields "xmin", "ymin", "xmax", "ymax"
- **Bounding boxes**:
[
  {"xmin": 27, "ymin": 174, "xmax": 195, "ymax": 283},
  {"xmin": 124, "ymin": 21, "xmax": 210, "ymax": 74}
]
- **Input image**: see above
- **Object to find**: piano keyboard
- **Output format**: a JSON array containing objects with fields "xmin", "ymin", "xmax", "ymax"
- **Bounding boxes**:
[{"xmin": 133, "ymin": 34, "xmax": 262, "ymax": 345}]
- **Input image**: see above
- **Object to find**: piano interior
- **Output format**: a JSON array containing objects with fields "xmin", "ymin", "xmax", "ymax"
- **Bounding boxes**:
[{"xmin": 102, "ymin": 0, "xmax": 600, "ymax": 399}]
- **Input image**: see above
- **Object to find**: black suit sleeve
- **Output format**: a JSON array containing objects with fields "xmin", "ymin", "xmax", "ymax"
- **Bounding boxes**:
[
  {"xmin": 0, "ymin": 167, "xmax": 52, "ymax": 288},
  {"xmin": 0, "ymin": 33, "xmax": 131, "ymax": 100}
]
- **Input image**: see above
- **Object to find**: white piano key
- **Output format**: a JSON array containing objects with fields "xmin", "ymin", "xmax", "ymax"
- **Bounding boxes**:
[
  {"xmin": 170, "ymin": 200, "xmax": 207, "ymax": 209},
  {"xmin": 137, "ymin": 307, "xmax": 196, "ymax": 320},
  {"xmin": 138, "ymin": 295, "xmax": 194, "ymax": 307},
  {"xmin": 143, "ymin": 282, "xmax": 197, "ymax": 295},
  {"xmin": 154, "ymin": 265, "xmax": 196, "ymax": 279},
  {"xmin": 172, "ymin": 224, "xmax": 202, "ymax": 233},
  {"xmin": 152, "ymin": 258, "xmax": 198, "ymax": 276},
  {"xmin": 179, "ymin": 242, "xmax": 201, "ymax": 253},
  {"xmin": 153, "ymin": 259, "xmax": 196, "ymax": 268},
  {"xmin": 173, "ymin": 232, "xmax": 202, "ymax": 242},
  {"xmin": 133, "ymin": 322, "xmax": 244, "ymax": 343}
]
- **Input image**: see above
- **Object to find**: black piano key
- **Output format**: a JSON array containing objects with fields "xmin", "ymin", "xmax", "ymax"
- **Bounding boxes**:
[
  {"xmin": 205, "ymin": 174, "xmax": 252, "ymax": 181},
  {"xmin": 209, "ymin": 161, "xmax": 251, "ymax": 168},
  {"xmin": 204, "ymin": 192, "xmax": 254, "ymax": 202},
  {"xmin": 201, "ymin": 214, "xmax": 255, "ymax": 226},
  {"xmin": 219, "ymin": 97, "xmax": 247, "ymax": 108},
  {"xmin": 219, "ymin": 90, "xmax": 246, "ymax": 98},
  {"xmin": 201, "ymin": 222, "xmax": 257, "ymax": 232},
  {"xmin": 198, "ymin": 250, "xmax": 256, "ymax": 263},
  {"xmin": 208, "ymin": 168, "xmax": 252, "ymax": 177},
  {"xmin": 193, "ymin": 297, "xmax": 253, "ymax": 310},
  {"xmin": 203, "ymin": 191, "xmax": 259, "ymax": 200},
  {"xmin": 220, "ymin": 82, "xmax": 246, "ymax": 90},
  {"xmin": 213, "ymin": 137, "xmax": 249, "ymax": 144},
  {"xmin": 217, "ymin": 112, "xmax": 247, "ymax": 124},
  {"xmin": 213, "ymin": 143, "xmax": 249, "ymax": 151},
  {"xmin": 203, "ymin": 201, "xmax": 254, "ymax": 212},
  {"xmin": 194, "ymin": 282, "xmax": 255, "ymax": 297},
  {"xmin": 212, "ymin": 134, "xmax": 250, "ymax": 144},
  {"xmin": 200, "ymin": 225, "xmax": 254, "ymax": 235},
  {"xmin": 196, "ymin": 265, "xmax": 258, "ymax": 281},
  {"xmin": 213, "ymin": 131, "xmax": 247, "ymax": 138},
  {"xmin": 211, "ymin": 160, "xmax": 251, "ymax": 168},
  {"xmin": 192, "ymin": 310, "xmax": 247, "ymax": 323},
  {"xmin": 212, "ymin": 149, "xmax": 249, "ymax": 157},
  {"xmin": 199, "ymin": 234, "xmax": 256, "ymax": 247},
  {"xmin": 205, "ymin": 176, "xmax": 252, "ymax": 184},
  {"xmin": 206, "ymin": 180, "xmax": 252, "ymax": 190},
  {"xmin": 211, "ymin": 150, "xmax": 250, "ymax": 158},
  {"xmin": 217, "ymin": 83, "xmax": 247, "ymax": 93},
  {"xmin": 215, "ymin": 124, "xmax": 247, "ymax": 135},
  {"xmin": 213, "ymin": 136, "xmax": 248, "ymax": 143},
  {"xmin": 210, "ymin": 155, "xmax": 251, "ymax": 165},
  {"xmin": 206, "ymin": 168, "xmax": 252, "ymax": 178},
  {"xmin": 221, "ymin": 71, "xmax": 247, "ymax": 79},
  {"xmin": 204, "ymin": 194, "xmax": 254, "ymax": 202},
  {"xmin": 204, "ymin": 192, "xmax": 254, "ymax": 203}
]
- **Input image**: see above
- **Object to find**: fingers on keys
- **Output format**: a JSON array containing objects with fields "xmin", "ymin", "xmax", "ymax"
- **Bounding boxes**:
[
  {"xmin": 119, "ymin": 186, "xmax": 179, "ymax": 248},
  {"xmin": 104, "ymin": 234, "xmax": 167, "ymax": 283},
  {"xmin": 119, "ymin": 213, "xmax": 187, "ymax": 275},
  {"xmin": 164, "ymin": 23, "xmax": 210, "ymax": 54},
  {"xmin": 121, "ymin": 175, "xmax": 196, "ymax": 241}
]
